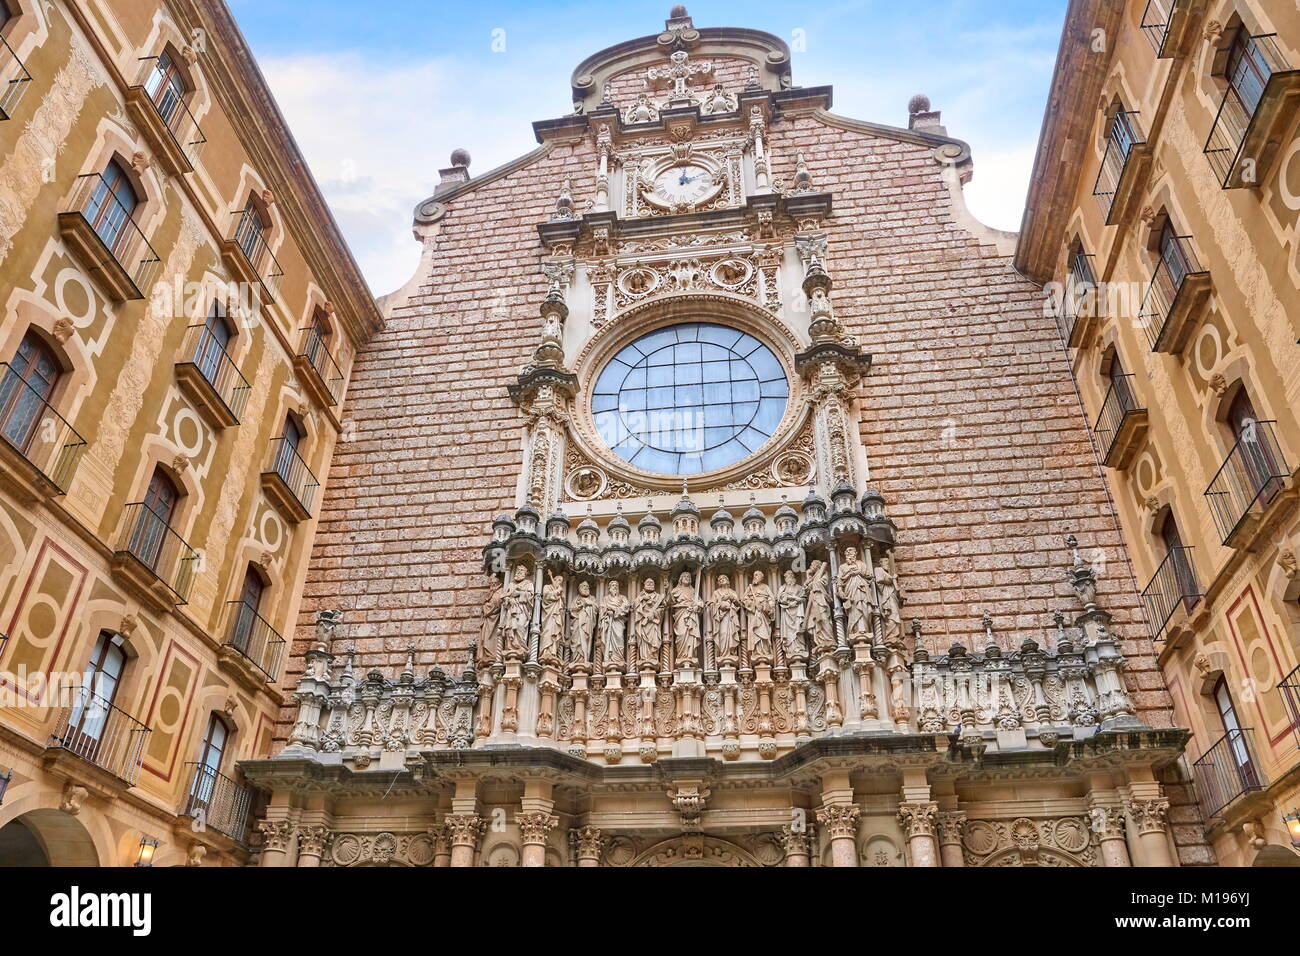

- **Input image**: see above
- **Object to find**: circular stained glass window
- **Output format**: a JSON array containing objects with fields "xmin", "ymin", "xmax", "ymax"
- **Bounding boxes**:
[{"xmin": 591, "ymin": 323, "xmax": 790, "ymax": 476}]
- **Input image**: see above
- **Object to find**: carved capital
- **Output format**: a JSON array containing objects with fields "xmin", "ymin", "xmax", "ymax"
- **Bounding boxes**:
[
  {"xmin": 570, "ymin": 825, "xmax": 605, "ymax": 862},
  {"xmin": 897, "ymin": 802, "xmax": 939, "ymax": 839},
  {"xmin": 935, "ymin": 810, "xmax": 966, "ymax": 846},
  {"xmin": 443, "ymin": 813, "xmax": 485, "ymax": 849},
  {"xmin": 257, "ymin": 819, "xmax": 294, "ymax": 853},
  {"xmin": 815, "ymin": 803, "xmax": 861, "ymax": 840},
  {"xmin": 516, "ymin": 811, "xmax": 559, "ymax": 846},
  {"xmin": 1089, "ymin": 806, "xmax": 1128, "ymax": 840},
  {"xmin": 297, "ymin": 824, "xmax": 331, "ymax": 857},
  {"xmin": 778, "ymin": 823, "xmax": 816, "ymax": 857},
  {"xmin": 1124, "ymin": 798, "xmax": 1170, "ymax": 835}
]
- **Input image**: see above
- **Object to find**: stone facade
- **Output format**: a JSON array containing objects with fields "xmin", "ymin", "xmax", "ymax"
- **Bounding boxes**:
[
  {"xmin": 249, "ymin": 7, "xmax": 1214, "ymax": 867},
  {"xmin": 1017, "ymin": 0, "xmax": 1300, "ymax": 868},
  {"xmin": 0, "ymin": 0, "xmax": 378, "ymax": 866}
]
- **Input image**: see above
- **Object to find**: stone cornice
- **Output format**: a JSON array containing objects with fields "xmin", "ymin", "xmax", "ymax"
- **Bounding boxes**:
[
  {"xmin": 165, "ymin": 0, "xmax": 384, "ymax": 345},
  {"xmin": 1013, "ymin": 0, "xmax": 1125, "ymax": 283}
]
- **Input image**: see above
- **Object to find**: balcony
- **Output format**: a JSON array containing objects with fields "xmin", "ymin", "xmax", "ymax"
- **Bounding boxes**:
[
  {"xmin": 111, "ymin": 503, "xmax": 199, "ymax": 612},
  {"xmin": 1140, "ymin": 0, "xmax": 1197, "ymax": 59},
  {"xmin": 1204, "ymin": 34, "xmax": 1300, "ymax": 189},
  {"xmin": 1140, "ymin": 236, "xmax": 1213, "ymax": 354},
  {"xmin": 46, "ymin": 684, "xmax": 150, "ymax": 790},
  {"xmin": 1141, "ymin": 546, "xmax": 1201, "ymax": 642},
  {"xmin": 124, "ymin": 57, "xmax": 206, "ymax": 176},
  {"xmin": 0, "ymin": 363, "xmax": 87, "ymax": 497},
  {"xmin": 294, "ymin": 325, "xmax": 344, "ymax": 408},
  {"xmin": 1094, "ymin": 373, "xmax": 1148, "ymax": 468},
  {"xmin": 1057, "ymin": 253, "xmax": 1099, "ymax": 349},
  {"xmin": 1192, "ymin": 728, "xmax": 1265, "ymax": 819},
  {"xmin": 0, "ymin": 32, "xmax": 33, "ymax": 120},
  {"xmin": 174, "ymin": 324, "xmax": 250, "ymax": 429},
  {"xmin": 1204, "ymin": 420, "xmax": 1292, "ymax": 547},
  {"xmin": 219, "ymin": 600, "xmax": 286, "ymax": 685},
  {"xmin": 1280, "ymin": 664, "xmax": 1300, "ymax": 748},
  {"xmin": 181, "ymin": 763, "xmax": 253, "ymax": 844},
  {"xmin": 57, "ymin": 172, "xmax": 162, "ymax": 302},
  {"xmin": 1092, "ymin": 111, "xmax": 1152, "ymax": 225},
  {"xmin": 219, "ymin": 208, "xmax": 284, "ymax": 305},
  {"xmin": 260, "ymin": 437, "xmax": 319, "ymax": 523}
]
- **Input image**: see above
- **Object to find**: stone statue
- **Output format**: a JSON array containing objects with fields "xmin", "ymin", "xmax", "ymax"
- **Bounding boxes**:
[
  {"xmin": 567, "ymin": 580, "xmax": 598, "ymax": 665},
  {"xmin": 501, "ymin": 565, "xmax": 534, "ymax": 658},
  {"xmin": 632, "ymin": 578, "xmax": 666, "ymax": 669},
  {"xmin": 742, "ymin": 570, "xmax": 775, "ymax": 664},
  {"xmin": 777, "ymin": 570, "xmax": 806, "ymax": 662},
  {"xmin": 626, "ymin": 92, "xmax": 656, "ymax": 123},
  {"xmin": 598, "ymin": 580, "xmax": 630, "ymax": 669},
  {"xmin": 670, "ymin": 571, "xmax": 703, "ymax": 667},
  {"xmin": 837, "ymin": 546, "xmax": 874, "ymax": 645},
  {"xmin": 539, "ymin": 571, "xmax": 565, "ymax": 664},
  {"xmin": 710, "ymin": 574, "xmax": 742, "ymax": 664},
  {"xmin": 479, "ymin": 577, "xmax": 504, "ymax": 668},
  {"xmin": 874, "ymin": 562, "xmax": 903, "ymax": 646},
  {"xmin": 805, "ymin": 560, "xmax": 834, "ymax": 656}
]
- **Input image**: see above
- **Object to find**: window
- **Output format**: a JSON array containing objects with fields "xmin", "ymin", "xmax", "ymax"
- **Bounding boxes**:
[
  {"xmin": 1212, "ymin": 677, "xmax": 1260, "ymax": 788},
  {"xmin": 1158, "ymin": 221, "xmax": 1194, "ymax": 289},
  {"xmin": 592, "ymin": 322, "xmax": 789, "ymax": 475},
  {"xmin": 65, "ymin": 631, "xmax": 127, "ymax": 752},
  {"xmin": 189, "ymin": 713, "xmax": 231, "ymax": 809},
  {"xmin": 233, "ymin": 196, "xmax": 267, "ymax": 262},
  {"xmin": 128, "ymin": 466, "xmax": 179, "ymax": 569},
  {"xmin": 0, "ymin": 330, "xmax": 60, "ymax": 454},
  {"xmin": 194, "ymin": 301, "xmax": 233, "ymax": 386},
  {"xmin": 1159, "ymin": 512, "xmax": 1197, "ymax": 612},
  {"xmin": 229, "ymin": 565, "xmax": 265, "ymax": 654},
  {"xmin": 1225, "ymin": 29, "xmax": 1273, "ymax": 118},
  {"xmin": 143, "ymin": 49, "xmax": 186, "ymax": 125},
  {"xmin": 0, "ymin": 0, "xmax": 12, "ymax": 32},
  {"xmin": 1227, "ymin": 388, "xmax": 1282, "ymax": 505},
  {"xmin": 1108, "ymin": 108, "xmax": 1140, "ymax": 160},
  {"xmin": 274, "ymin": 414, "xmax": 304, "ymax": 480},
  {"xmin": 83, "ymin": 160, "xmax": 138, "ymax": 251}
]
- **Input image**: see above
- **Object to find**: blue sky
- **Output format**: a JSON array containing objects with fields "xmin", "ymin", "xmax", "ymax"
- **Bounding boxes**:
[{"xmin": 228, "ymin": 0, "xmax": 1068, "ymax": 295}]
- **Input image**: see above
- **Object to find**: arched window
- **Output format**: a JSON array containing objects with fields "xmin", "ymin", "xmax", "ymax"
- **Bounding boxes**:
[
  {"xmin": 194, "ymin": 300, "xmax": 234, "ymax": 385},
  {"xmin": 0, "ymin": 330, "xmax": 61, "ymax": 454},
  {"xmin": 1227, "ymin": 388, "xmax": 1282, "ymax": 506},
  {"xmin": 128, "ymin": 465, "xmax": 180, "ymax": 570},
  {"xmin": 1157, "ymin": 219, "xmax": 1194, "ymax": 289},
  {"xmin": 143, "ymin": 49, "xmax": 187, "ymax": 125},
  {"xmin": 1158, "ymin": 511, "xmax": 1197, "ymax": 613},
  {"xmin": 229, "ymin": 564, "xmax": 265, "ymax": 654},
  {"xmin": 84, "ymin": 159, "xmax": 139, "ymax": 251},
  {"xmin": 233, "ymin": 195, "xmax": 268, "ymax": 262},
  {"xmin": 1211, "ymin": 677, "xmax": 1260, "ymax": 788},
  {"xmin": 64, "ymin": 631, "xmax": 127, "ymax": 752},
  {"xmin": 188, "ymin": 712, "xmax": 233, "ymax": 812}
]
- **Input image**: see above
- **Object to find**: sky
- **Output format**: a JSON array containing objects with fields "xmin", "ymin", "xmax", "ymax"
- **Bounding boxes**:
[{"xmin": 228, "ymin": 0, "xmax": 1068, "ymax": 297}]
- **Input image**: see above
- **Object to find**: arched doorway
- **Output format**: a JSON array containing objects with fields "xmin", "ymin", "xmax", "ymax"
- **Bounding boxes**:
[{"xmin": 0, "ymin": 809, "xmax": 99, "ymax": 867}]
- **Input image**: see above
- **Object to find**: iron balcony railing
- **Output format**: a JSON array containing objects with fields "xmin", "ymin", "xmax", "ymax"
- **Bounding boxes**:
[
  {"xmin": 298, "ymin": 325, "xmax": 344, "ymax": 405},
  {"xmin": 66, "ymin": 171, "xmax": 162, "ymax": 292},
  {"xmin": 1204, "ymin": 34, "xmax": 1291, "ymax": 187},
  {"xmin": 117, "ymin": 502, "xmax": 199, "ymax": 602},
  {"xmin": 1204, "ymin": 420, "xmax": 1290, "ymax": 544},
  {"xmin": 1057, "ymin": 253, "xmax": 1098, "ymax": 345},
  {"xmin": 1093, "ymin": 373, "xmax": 1143, "ymax": 464},
  {"xmin": 134, "ymin": 56, "xmax": 206, "ymax": 165},
  {"xmin": 1139, "ymin": 0, "xmax": 1177, "ymax": 56},
  {"xmin": 1280, "ymin": 664, "xmax": 1300, "ymax": 747},
  {"xmin": 229, "ymin": 207, "xmax": 284, "ymax": 301},
  {"xmin": 1139, "ymin": 235, "xmax": 1204, "ymax": 348},
  {"xmin": 1192, "ymin": 728, "xmax": 1264, "ymax": 818},
  {"xmin": 1141, "ymin": 546, "xmax": 1200, "ymax": 641},
  {"xmin": 0, "ymin": 363, "xmax": 87, "ymax": 493},
  {"xmin": 0, "ymin": 32, "xmax": 33, "ymax": 119},
  {"xmin": 183, "ymin": 762, "xmax": 253, "ymax": 842},
  {"xmin": 1093, "ymin": 111, "xmax": 1146, "ymax": 221},
  {"xmin": 178, "ymin": 323, "xmax": 251, "ymax": 421},
  {"xmin": 49, "ymin": 683, "xmax": 151, "ymax": 785},
  {"xmin": 223, "ymin": 600, "xmax": 286, "ymax": 682},
  {"xmin": 267, "ymin": 438, "xmax": 319, "ymax": 516}
]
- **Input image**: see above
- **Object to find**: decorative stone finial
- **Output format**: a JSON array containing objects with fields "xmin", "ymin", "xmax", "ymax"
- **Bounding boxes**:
[
  {"xmin": 908, "ymin": 94, "xmax": 931, "ymax": 115},
  {"xmin": 450, "ymin": 148, "xmax": 471, "ymax": 169},
  {"xmin": 670, "ymin": 3, "xmax": 688, "ymax": 16}
]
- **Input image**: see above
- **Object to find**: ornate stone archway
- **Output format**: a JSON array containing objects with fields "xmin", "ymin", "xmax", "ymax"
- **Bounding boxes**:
[
  {"xmin": 630, "ymin": 834, "xmax": 762, "ymax": 867},
  {"xmin": 0, "ymin": 808, "xmax": 100, "ymax": 867}
]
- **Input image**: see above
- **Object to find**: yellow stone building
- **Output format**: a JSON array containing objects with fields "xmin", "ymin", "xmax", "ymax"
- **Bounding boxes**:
[
  {"xmin": 1017, "ymin": 0, "xmax": 1300, "ymax": 866},
  {"xmin": 0, "ymin": 0, "xmax": 378, "ymax": 866}
]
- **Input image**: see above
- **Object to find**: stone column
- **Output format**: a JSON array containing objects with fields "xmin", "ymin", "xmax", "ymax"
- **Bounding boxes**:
[
  {"xmin": 296, "ymin": 825, "xmax": 330, "ymax": 867},
  {"xmin": 571, "ymin": 826, "xmax": 605, "ymax": 867},
  {"xmin": 430, "ymin": 824, "xmax": 451, "ymax": 868},
  {"xmin": 898, "ymin": 802, "xmax": 940, "ymax": 867},
  {"xmin": 815, "ymin": 806, "xmax": 860, "ymax": 867},
  {"xmin": 518, "ymin": 812, "xmax": 559, "ymax": 867},
  {"xmin": 779, "ymin": 824, "xmax": 815, "ymax": 867},
  {"xmin": 257, "ymin": 819, "xmax": 294, "ymax": 867},
  {"xmin": 1091, "ymin": 806, "xmax": 1132, "ymax": 867},
  {"xmin": 445, "ymin": 813, "xmax": 484, "ymax": 868},
  {"xmin": 935, "ymin": 811, "xmax": 965, "ymax": 867},
  {"xmin": 1125, "ymin": 798, "xmax": 1173, "ymax": 867}
]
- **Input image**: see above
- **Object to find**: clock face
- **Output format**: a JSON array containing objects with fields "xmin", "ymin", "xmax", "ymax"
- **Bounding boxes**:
[{"xmin": 649, "ymin": 163, "xmax": 717, "ymax": 208}]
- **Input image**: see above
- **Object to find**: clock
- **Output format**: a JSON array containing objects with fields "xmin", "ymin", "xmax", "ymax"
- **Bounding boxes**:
[{"xmin": 644, "ymin": 161, "xmax": 721, "ymax": 210}]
